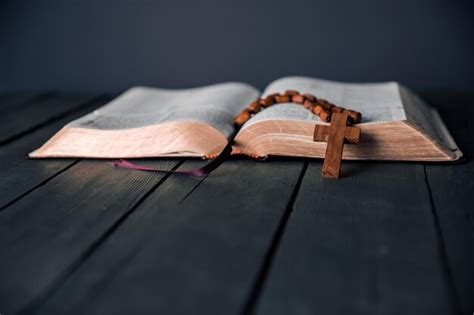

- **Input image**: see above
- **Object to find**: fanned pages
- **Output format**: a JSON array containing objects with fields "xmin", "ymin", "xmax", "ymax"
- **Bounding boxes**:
[
  {"xmin": 233, "ymin": 77, "xmax": 462, "ymax": 161},
  {"xmin": 30, "ymin": 83, "xmax": 260, "ymax": 158},
  {"xmin": 30, "ymin": 76, "xmax": 462, "ymax": 162}
]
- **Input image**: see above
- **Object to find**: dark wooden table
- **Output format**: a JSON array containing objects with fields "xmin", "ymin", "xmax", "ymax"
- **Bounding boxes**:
[{"xmin": 0, "ymin": 93, "xmax": 472, "ymax": 315}]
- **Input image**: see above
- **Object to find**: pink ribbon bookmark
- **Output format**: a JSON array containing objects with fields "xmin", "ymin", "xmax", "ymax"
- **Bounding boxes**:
[
  {"xmin": 112, "ymin": 129, "xmax": 236, "ymax": 176},
  {"xmin": 112, "ymin": 159, "xmax": 208, "ymax": 176}
]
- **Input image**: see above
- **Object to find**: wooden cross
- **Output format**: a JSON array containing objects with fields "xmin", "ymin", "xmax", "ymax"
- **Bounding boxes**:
[{"xmin": 313, "ymin": 112, "xmax": 361, "ymax": 179}]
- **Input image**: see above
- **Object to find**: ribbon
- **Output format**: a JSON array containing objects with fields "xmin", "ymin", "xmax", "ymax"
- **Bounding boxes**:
[
  {"xmin": 112, "ymin": 129, "xmax": 237, "ymax": 176},
  {"xmin": 112, "ymin": 90, "xmax": 362, "ymax": 177}
]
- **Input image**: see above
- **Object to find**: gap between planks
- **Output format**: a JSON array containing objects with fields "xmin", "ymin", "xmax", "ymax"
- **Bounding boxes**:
[
  {"xmin": 16, "ymin": 160, "xmax": 186, "ymax": 315},
  {"xmin": 423, "ymin": 165, "xmax": 463, "ymax": 315},
  {"xmin": 26, "ymin": 159, "xmax": 306, "ymax": 314},
  {"xmin": 0, "ymin": 160, "xmax": 81, "ymax": 212},
  {"xmin": 0, "ymin": 96, "xmax": 107, "ymax": 211},
  {"xmin": 0, "ymin": 95, "xmax": 107, "ymax": 146},
  {"xmin": 242, "ymin": 161, "xmax": 308, "ymax": 315}
]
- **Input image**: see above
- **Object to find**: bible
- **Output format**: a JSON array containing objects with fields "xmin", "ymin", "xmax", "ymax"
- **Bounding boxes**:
[{"xmin": 29, "ymin": 76, "xmax": 463, "ymax": 162}]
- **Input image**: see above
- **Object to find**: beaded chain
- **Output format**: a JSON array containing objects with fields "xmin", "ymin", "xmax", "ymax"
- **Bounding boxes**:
[
  {"xmin": 114, "ymin": 89, "xmax": 363, "ymax": 179},
  {"xmin": 234, "ymin": 90, "xmax": 362, "ymax": 127}
]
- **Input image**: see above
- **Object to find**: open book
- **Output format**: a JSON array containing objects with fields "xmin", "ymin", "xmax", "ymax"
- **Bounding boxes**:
[{"xmin": 29, "ymin": 77, "xmax": 462, "ymax": 161}]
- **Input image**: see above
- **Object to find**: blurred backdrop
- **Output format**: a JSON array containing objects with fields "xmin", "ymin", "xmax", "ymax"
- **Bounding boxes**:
[{"xmin": 1, "ymin": 0, "xmax": 473, "ymax": 94}]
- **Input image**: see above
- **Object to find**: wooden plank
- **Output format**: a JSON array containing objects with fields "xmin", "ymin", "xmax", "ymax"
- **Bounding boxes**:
[
  {"xmin": 0, "ymin": 96, "xmax": 104, "ymax": 209},
  {"xmin": 0, "ymin": 159, "xmax": 181, "ymax": 314},
  {"xmin": 423, "ymin": 94, "xmax": 474, "ymax": 314},
  {"xmin": 0, "ymin": 94, "xmax": 99, "ymax": 145},
  {"xmin": 425, "ymin": 162, "xmax": 474, "ymax": 315},
  {"xmin": 1, "ymin": 91, "xmax": 469, "ymax": 315},
  {"xmin": 256, "ymin": 162, "xmax": 457, "ymax": 315},
  {"xmin": 31, "ymin": 160, "xmax": 305, "ymax": 315}
]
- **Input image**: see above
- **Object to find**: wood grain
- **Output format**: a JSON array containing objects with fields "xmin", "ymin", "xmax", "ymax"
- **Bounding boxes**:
[
  {"xmin": 425, "ymin": 162, "xmax": 474, "ymax": 315},
  {"xmin": 0, "ymin": 159, "xmax": 181, "ymax": 314},
  {"xmin": 422, "ymin": 95, "xmax": 474, "ymax": 314},
  {"xmin": 322, "ymin": 112, "xmax": 349, "ymax": 178},
  {"xmin": 256, "ymin": 162, "xmax": 457, "ymax": 315},
  {"xmin": 0, "ymin": 94, "xmax": 99, "ymax": 145},
  {"xmin": 0, "ymin": 92, "xmax": 471, "ymax": 315},
  {"xmin": 0, "ymin": 96, "xmax": 104, "ymax": 209},
  {"xmin": 32, "ymin": 160, "xmax": 305, "ymax": 315},
  {"xmin": 313, "ymin": 124, "xmax": 360, "ymax": 144}
]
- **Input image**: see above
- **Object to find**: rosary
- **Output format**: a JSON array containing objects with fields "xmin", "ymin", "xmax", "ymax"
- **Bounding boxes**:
[
  {"xmin": 114, "ymin": 90, "xmax": 362, "ymax": 179},
  {"xmin": 234, "ymin": 90, "xmax": 362, "ymax": 179}
]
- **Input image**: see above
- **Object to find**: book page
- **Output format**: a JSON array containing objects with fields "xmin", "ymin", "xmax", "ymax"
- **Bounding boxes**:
[
  {"xmin": 241, "ymin": 103, "xmax": 320, "ymax": 130},
  {"xmin": 69, "ymin": 83, "xmax": 260, "ymax": 138},
  {"xmin": 242, "ymin": 76, "xmax": 406, "ymax": 128}
]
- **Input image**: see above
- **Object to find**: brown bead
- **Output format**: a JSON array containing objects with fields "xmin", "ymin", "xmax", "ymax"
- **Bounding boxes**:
[
  {"xmin": 313, "ymin": 105, "xmax": 323, "ymax": 115},
  {"xmin": 303, "ymin": 93, "xmax": 316, "ymax": 102},
  {"xmin": 317, "ymin": 98, "xmax": 327, "ymax": 103},
  {"xmin": 303, "ymin": 99, "xmax": 315, "ymax": 110},
  {"xmin": 234, "ymin": 109, "xmax": 251, "ymax": 126},
  {"xmin": 319, "ymin": 110, "xmax": 332, "ymax": 122},
  {"xmin": 346, "ymin": 110, "xmax": 362, "ymax": 124},
  {"xmin": 259, "ymin": 96, "xmax": 275, "ymax": 107},
  {"xmin": 275, "ymin": 94, "xmax": 291, "ymax": 103},
  {"xmin": 317, "ymin": 98, "xmax": 331, "ymax": 110},
  {"xmin": 248, "ymin": 101, "xmax": 261, "ymax": 113},
  {"xmin": 325, "ymin": 103, "xmax": 335, "ymax": 111},
  {"xmin": 291, "ymin": 94, "xmax": 306, "ymax": 104},
  {"xmin": 267, "ymin": 93, "xmax": 280, "ymax": 99},
  {"xmin": 285, "ymin": 90, "xmax": 299, "ymax": 96},
  {"xmin": 267, "ymin": 93, "xmax": 280, "ymax": 102},
  {"xmin": 331, "ymin": 106, "xmax": 345, "ymax": 113}
]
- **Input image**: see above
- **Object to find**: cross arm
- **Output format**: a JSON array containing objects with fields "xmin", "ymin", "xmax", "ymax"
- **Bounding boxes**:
[{"xmin": 313, "ymin": 124, "xmax": 361, "ymax": 144}]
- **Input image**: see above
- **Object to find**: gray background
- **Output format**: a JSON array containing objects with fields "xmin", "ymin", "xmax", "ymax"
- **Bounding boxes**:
[{"xmin": 1, "ymin": 0, "xmax": 473, "ymax": 94}]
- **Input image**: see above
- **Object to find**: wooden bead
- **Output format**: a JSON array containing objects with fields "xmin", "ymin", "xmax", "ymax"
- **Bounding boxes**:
[
  {"xmin": 322, "ymin": 103, "xmax": 334, "ymax": 112},
  {"xmin": 331, "ymin": 106, "xmax": 345, "ymax": 113},
  {"xmin": 303, "ymin": 93, "xmax": 316, "ymax": 102},
  {"xmin": 259, "ymin": 96, "xmax": 275, "ymax": 107},
  {"xmin": 285, "ymin": 90, "xmax": 299, "ymax": 96},
  {"xmin": 303, "ymin": 99, "xmax": 315, "ymax": 110},
  {"xmin": 291, "ymin": 94, "xmax": 305, "ymax": 104},
  {"xmin": 267, "ymin": 93, "xmax": 280, "ymax": 99},
  {"xmin": 313, "ymin": 105, "xmax": 323, "ymax": 115},
  {"xmin": 248, "ymin": 101, "xmax": 261, "ymax": 113},
  {"xmin": 268, "ymin": 93, "xmax": 280, "ymax": 101},
  {"xmin": 319, "ymin": 110, "xmax": 332, "ymax": 122},
  {"xmin": 346, "ymin": 110, "xmax": 362, "ymax": 124},
  {"xmin": 317, "ymin": 98, "xmax": 332, "ymax": 110},
  {"xmin": 275, "ymin": 94, "xmax": 291, "ymax": 103},
  {"xmin": 234, "ymin": 90, "xmax": 360, "ymax": 129},
  {"xmin": 234, "ymin": 109, "xmax": 251, "ymax": 126}
]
